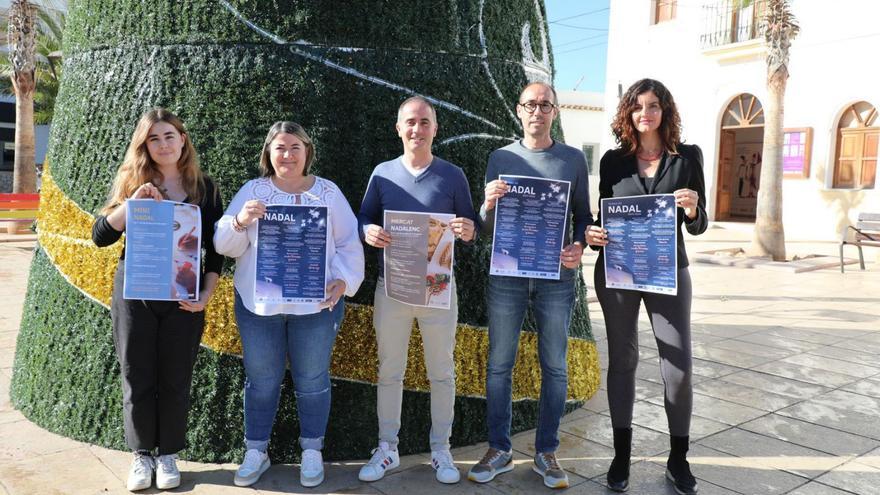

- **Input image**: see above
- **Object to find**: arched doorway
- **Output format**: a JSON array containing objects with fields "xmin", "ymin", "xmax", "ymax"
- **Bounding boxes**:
[
  {"xmin": 833, "ymin": 101, "xmax": 877, "ymax": 189},
  {"xmin": 715, "ymin": 93, "xmax": 765, "ymax": 220}
]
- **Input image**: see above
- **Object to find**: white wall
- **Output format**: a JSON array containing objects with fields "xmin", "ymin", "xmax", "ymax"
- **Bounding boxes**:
[
  {"xmin": 558, "ymin": 90, "xmax": 606, "ymax": 212},
  {"xmin": 604, "ymin": 0, "xmax": 880, "ymax": 241}
]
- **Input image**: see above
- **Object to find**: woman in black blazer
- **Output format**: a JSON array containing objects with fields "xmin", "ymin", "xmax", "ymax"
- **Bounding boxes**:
[{"xmin": 586, "ymin": 79, "xmax": 706, "ymax": 495}]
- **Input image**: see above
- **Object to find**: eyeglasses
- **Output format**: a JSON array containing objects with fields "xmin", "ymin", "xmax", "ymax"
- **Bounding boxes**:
[{"xmin": 518, "ymin": 101, "xmax": 556, "ymax": 114}]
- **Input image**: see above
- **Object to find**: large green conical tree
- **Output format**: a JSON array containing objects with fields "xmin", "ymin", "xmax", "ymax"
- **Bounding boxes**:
[{"xmin": 11, "ymin": 0, "xmax": 598, "ymax": 463}]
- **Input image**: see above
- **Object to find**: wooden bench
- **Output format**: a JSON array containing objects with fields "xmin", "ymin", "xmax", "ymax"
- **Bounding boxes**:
[
  {"xmin": 0, "ymin": 193, "xmax": 40, "ymax": 234},
  {"xmin": 840, "ymin": 212, "xmax": 880, "ymax": 272}
]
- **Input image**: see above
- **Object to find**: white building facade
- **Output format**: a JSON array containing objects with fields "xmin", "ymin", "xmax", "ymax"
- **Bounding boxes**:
[
  {"xmin": 558, "ymin": 90, "xmax": 606, "ymax": 211},
  {"xmin": 603, "ymin": 0, "xmax": 879, "ymax": 241}
]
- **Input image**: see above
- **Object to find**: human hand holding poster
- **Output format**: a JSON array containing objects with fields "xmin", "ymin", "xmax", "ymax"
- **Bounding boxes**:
[
  {"xmin": 123, "ymin": 199, "xmax": 201, "ymax": 301},
  {"xmin": 602, "ymin": 194, "xmax": 678, "ymax": 295},
  {"xmin": 255, "ymin": 204, "xmax": 328, "ymax": 304},
  {"xmin": 490, "ymin": 175, "xmax": 571, "ymax": 279},
  {"xmin": 383, "ymin": 210, "xmax": 456, "ymax": 309}
]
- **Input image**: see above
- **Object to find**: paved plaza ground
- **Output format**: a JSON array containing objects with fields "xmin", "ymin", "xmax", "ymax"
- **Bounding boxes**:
[{"xmin": 1, "ymin": 223, "xmax": 879, "ymax": 494}]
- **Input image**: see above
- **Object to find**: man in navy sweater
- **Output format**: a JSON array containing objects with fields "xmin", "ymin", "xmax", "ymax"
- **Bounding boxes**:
[
  {"xmin": 357, "ymin": 96, "xmax": 478, "ymax": 485},
  {"xmin": 469, "ymin": 82, "xmax": 592, "ymax": 489}
]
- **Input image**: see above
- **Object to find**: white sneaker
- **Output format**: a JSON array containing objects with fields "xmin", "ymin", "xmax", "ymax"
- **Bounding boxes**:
[
  {"xmin": 126, "ymin": 452, "xmax": 155, "ymax": 492},
  {"xmin": 155, "ymin": 454, "xmax": 181, "ymax": 489},
  {"xmin": 234, "ymin": 449, "xmax": 270, "ymax": 487},
  {"xmin": 300, "ymin": 449, "xmax": 324, "ymax": 487},
  {"xmin": 431, "ymin": 449, "xmax": 460, "ymax": 484},
  {"xmin": 358, "ymin": 441, "xmax": 400, "ymax": 482}
]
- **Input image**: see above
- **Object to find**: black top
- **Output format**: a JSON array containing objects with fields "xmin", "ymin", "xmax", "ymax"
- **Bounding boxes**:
[
  {"xmin": 592, "ymin": 144, "xmax": 708, "ymax": 268},
  {"xmin": 92, "ymin": 176, "xmax": 225, "ymax": 276}
]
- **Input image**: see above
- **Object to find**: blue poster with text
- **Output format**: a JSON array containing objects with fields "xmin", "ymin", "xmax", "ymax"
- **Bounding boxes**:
[
  {"xmin": 602, "ymin": 194, "xmax": 678, "ymax": 295},
  {"xmin": 490, "ymin": 175, "xmax": 571, "ymax": 279},
  {"xmin": 255, "ymin": 204, "xmax": 328, "ymax": 304},
  {"xmin": 123, "ymin": 199, "xmax": 202, "ymax": 301}
]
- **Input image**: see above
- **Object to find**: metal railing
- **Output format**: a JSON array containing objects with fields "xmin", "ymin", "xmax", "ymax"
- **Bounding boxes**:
[{"xmin": 700, "ymin": 0, "xmax": 767, "ymax": 49}]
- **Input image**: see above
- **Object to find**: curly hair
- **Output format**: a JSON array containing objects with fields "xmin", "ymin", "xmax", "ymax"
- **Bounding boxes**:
[{"xmin": 611, "ymin": 78, "xmax": 682, "ymax": 156}]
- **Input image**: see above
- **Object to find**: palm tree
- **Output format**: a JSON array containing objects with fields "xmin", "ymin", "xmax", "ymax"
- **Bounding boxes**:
[
  {"xmin": 7, "ymin": 0, "xmax": 38, "ymax": 195},
  {"xmin": 1, "ymin": 4, "xmax": 64, "ymax": 124},
  {"xmin": 747, "ymin": 0, "xmax": 799, "ymax": 261}
]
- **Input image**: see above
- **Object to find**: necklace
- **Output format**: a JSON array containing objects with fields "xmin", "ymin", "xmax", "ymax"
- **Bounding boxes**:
[{"xmin": 637, "ymin": 148, "xmax": 662, "ymax": 161}]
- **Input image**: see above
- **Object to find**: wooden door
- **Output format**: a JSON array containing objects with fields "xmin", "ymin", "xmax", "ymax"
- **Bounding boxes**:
[
  {"xmin": 861, "ymin": 131, "xmax": 878, "ymax": 188},
  {"xmin": 715, "ymin": 130, "xmax": 736, "ymax": 220}
]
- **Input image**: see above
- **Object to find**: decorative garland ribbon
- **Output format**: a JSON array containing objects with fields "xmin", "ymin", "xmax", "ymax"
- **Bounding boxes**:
[{"xmin": 36, "ymin": 169, "xmax": 600, "ymax": 400}]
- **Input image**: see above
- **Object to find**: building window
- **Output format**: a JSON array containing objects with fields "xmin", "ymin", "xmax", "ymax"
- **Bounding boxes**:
[
  {"xmin": 701, "ymin": 0, "xmax": 767, "ymax": 48},
  {"xmin": 582, "ymin": 144, "xmax": 598, "ymax": 175},
  {"xmin": 654, "ymin": 0, "xmax": 677, "ymax": 24},
  {"xmin": 834, "ymin": 101, "xmax": 878, "ymax": 189}
]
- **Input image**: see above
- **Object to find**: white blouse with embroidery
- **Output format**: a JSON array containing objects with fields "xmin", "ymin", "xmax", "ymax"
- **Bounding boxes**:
[{"xmin": 214, "ymin": 176, "xmax": 365, "ymax": 316}]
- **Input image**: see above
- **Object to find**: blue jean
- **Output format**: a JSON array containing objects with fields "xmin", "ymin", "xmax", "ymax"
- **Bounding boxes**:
[
  {"xmin": 486, "ymin": 271, "xmax": 576, "ymax": 453},
  {"xmin": 235, "ymin": 291, "xmax": 344, "ymax": 452}
]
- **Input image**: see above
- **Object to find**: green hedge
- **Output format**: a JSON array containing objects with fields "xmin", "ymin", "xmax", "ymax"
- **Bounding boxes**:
[{"xmin": 12, "ymin": 0, "xmax": 594, "ymax": 463}]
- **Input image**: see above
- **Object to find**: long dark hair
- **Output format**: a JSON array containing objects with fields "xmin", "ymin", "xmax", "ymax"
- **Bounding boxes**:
[{"xmin": 611, "ymin": 78, "xmax": 682, "ymax": 156}]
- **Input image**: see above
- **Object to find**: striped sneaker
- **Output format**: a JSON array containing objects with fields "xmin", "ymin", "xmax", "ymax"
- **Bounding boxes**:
[{"xmin": 358, "ymin": 441, "xmax": 400, "ymax": 482}]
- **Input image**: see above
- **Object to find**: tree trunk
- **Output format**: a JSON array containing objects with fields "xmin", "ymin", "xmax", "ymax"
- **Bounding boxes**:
[
  {"xmin": 747, "ymin": 73, "xmax": 786, "ymax": 260},
  {"xmin": 12, "ymin": 71, "xmax": 36, "ymax": 194}
]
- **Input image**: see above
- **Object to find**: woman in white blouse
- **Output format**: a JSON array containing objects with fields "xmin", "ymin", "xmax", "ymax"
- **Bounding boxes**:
[{"xmin": 214, "ymin": 122, "xmax": 364, "ymax": 489}]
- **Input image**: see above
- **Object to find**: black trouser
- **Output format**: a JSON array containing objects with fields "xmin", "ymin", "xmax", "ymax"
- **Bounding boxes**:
[
  {"xmin": 594, "ymin": 262, "xmax": 693, "ymax": 437},
  {"xmin": 111, "ymin": 265, "xmax": 205, "ymax": 455}
]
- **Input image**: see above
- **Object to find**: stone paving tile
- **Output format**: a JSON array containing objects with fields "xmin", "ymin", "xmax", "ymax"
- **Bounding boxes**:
[
  {"xmin": 0, "ymin": 409, "xmax": 25, "ymax": 426},
  {"xmin": 633, "ymin": 378, "xmax": 665, "ymax": 401},
  {"xmin": 813, "ymin": 460, "xmax": 880, "ymax": 495},
  {"xmin": 762, "ymin": 328, "xmax": 848, "ymax": 346},
  {"xmin": 807, "ymin": 389, "xmax": 880, "ymax": 417},
  {"xmin": 659, "ymin": 444, "xmax": 808, "ymax": 495},
  {"xmin": 852, "ymin": 332, "xmax": 880, "ymax": 346},
  {"xmin": 697, "ymin": 312, "xmax": 812, "ymax": 330},
  {"xmin": 854, "ymin": 446, "xmax": 880, "ymax": 470},
  {"xmin": 0, "ymin": 417, "xmax": 84, "ymax": 459},
  {"xmin": 631, "ymin": 400, "xmax": 729, "ymax": 440},
  {"xmin": 789, "ymin": 316, "xmax": 879, "ymax": 333},
  {"xmin": 751, "ymin": 361, "xmax": 861, "ymax": 388},
  {"xmin": 694, "ymin": 379, "xmax": 800, "ymax": 412},
  {"xmin": 805, "ymin": 345, "xmax": 880, "ymax": 369},
  {"xmin": 709, "ymin": 338, "xmax": 800, "ymax": 360},
  {"xmin": 733, "ymin": 332, "xmax": 826, "ymax": 354},
  {"xmin": 0, "ymin": 446, "xmax": 122, "ymax": 495},
  {"xmin": 693, "ymin": 344, "xmax": 778, "ymax": 369},
  {"xmin": 696, "ymin": 427, "xmax": 845, "ymax": 479},
  {"xmin": 778, "ymin": 401, "xmax": 880, "ymax": 441},
  {"xmin": 785, "ymin": 480, "xmax": 857, "ymax": 495},
  {"xmin": 719, "ymin": 370, "xmax": 831, "ymax": 400},
  {"xmin": 647, "ymin": 392, "xmax": 766, "ymax": 427},
  {"xmin": 561, "ymin": 413, "xmax": 670, "ymax": 459},
  {"xmin": 830, "ymin": 336, "xmax": 880, "ymax": 354},
  {"xmin": 579, "ymin": 388, "xmax": 610, "ymax": 414},
  {"xmin": 691, "ymin": 358, "xmax": 743, "ymax": 379},
  {"xmin": 690, "ymin": 321, "xmax": 763, "ymax": 339},
  {"xmin": 739, "ymin": 414, "xmax": 879, "ymax": 457},
  {"xmin": 0, "ymin": 331, "xmax": 17, "ymax": 350}
]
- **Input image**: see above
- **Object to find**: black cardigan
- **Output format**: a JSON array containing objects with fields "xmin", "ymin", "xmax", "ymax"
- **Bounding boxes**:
[
  {"xmin": 592, "ymin": 143, "xmax": 708, "ymax": 268},
  {"xmin": 92, "ymin": 176, "xmax": 225, "ymax": 276}
]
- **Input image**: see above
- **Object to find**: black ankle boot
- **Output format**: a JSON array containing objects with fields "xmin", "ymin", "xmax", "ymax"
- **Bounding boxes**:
[
  {"xmin": 666, "ymin": 435, "xmax": 698, "ymax": 495},
  {"xmin": 606, "ymin": 428, "xmax": 632, "ymax": 492}
]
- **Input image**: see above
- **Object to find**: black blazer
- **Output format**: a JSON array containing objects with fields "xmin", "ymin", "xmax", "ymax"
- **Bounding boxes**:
[{"xmin": 592, "ymin": 143, "xmax": 708, "ymax": 268}]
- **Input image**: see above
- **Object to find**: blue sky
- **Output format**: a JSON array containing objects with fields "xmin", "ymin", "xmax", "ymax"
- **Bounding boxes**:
[{"xmin": 545, "ymin": 0, "xmax": 610, "ymax": 93}]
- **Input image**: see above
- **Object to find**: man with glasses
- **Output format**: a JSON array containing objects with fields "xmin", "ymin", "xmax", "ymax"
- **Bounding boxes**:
[{"xmin": 468, "ymin": 82, "xmax": 592, "ymax": 489}]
